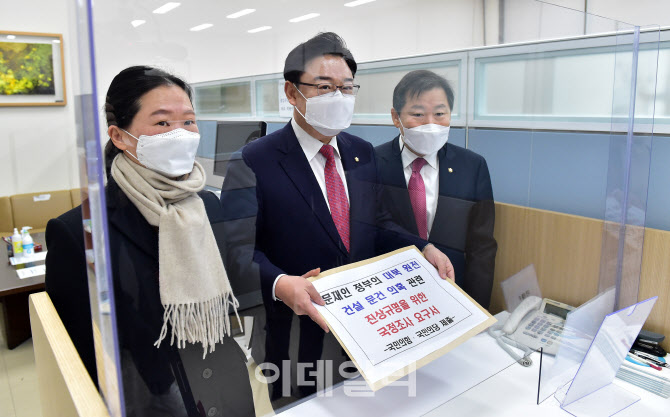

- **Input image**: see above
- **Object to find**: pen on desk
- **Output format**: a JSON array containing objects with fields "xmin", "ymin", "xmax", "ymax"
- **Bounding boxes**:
[
  {"xmin": 628, "ymin": 353, "xmax": 663, "ymax": 371},
  {"xmin": 626, "ymin": 354, "xmax": 649, "ymax": 366},
  {"xmin": 630, "ymin": 349, "xmax": 669, "ymax": 368}
]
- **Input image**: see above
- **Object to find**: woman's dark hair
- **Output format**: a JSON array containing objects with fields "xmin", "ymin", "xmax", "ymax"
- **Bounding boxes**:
[
  {"xmin": 283, "ymin": 32, "xmax": 357, "ymax": 84},
  {"xmin": 392, "ymin": 70, "xmax": 455, "ymax": 114},
  {"xmin": 103, "ymin": 66, "xmax": 193, "ymax": 177}
]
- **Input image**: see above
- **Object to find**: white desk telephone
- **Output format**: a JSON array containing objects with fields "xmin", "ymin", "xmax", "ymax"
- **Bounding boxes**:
[
  {"xmin": 489, "ymin": 295, "xmax": 575, "ymax": 366},
  {"xmin": 503, "ymin": 296, "xmax": 575, "ymax": 355}
]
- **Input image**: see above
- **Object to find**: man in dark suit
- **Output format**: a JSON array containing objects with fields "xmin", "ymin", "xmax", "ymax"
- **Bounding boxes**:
[
  {"xmin": 220, "ymin": 34, "xmax": 454, "ymax": 400},
  {"xmin": 376, "ymin": 70, "xmax": 497, "ymax": 309}
]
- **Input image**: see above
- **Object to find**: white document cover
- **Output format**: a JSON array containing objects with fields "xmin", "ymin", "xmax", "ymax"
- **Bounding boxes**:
[{"xmin": 310, "ymin": 246, "xmax": 496, "ymax": 391}]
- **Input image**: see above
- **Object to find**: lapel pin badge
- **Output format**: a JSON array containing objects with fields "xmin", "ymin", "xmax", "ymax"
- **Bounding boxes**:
[
  {"xmin": 355, "ymin": 157, "xmax": 359, "ymax": 162},
  {"xmin": 448, "ymin": 167, "xmax": 453, "ymax": 173}
]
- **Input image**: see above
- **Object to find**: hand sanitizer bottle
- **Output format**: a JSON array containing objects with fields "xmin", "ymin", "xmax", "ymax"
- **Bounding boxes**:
[
  {"xmin": 21, "ymin": 227, "xmax": 34, "ymax": 257},
  {"xmin": 12, "ymin": 228, "xmax": 23, "ymax": 259}
]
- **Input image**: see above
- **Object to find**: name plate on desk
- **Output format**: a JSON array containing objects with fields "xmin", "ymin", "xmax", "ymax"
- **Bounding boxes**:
[
  {"xmin": 310, "ymin": 246, "xmax": 496, "ymax": 391},
  {"xmin": 16, "ymin": 264, "xmax": 46, "ymax": 279}
]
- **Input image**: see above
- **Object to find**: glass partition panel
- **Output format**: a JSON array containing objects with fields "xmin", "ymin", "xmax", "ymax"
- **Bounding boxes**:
[
  {"xmin": 353, "ymin": 61, "xmax": 461, "ymax": 123},
  {"xmin": 194, "ymin": 81, "xmax": 253, "ymax": 117},
  {"xmin": 651, "ymin": 43, "xmax": 670, "ymax": 126},
  {"xmin": 255, "ymin": 77, "xmax": 283, "ymax": 118},
  {"xmin": 474, "ymin": 47, "xmax": 619, "ymax": 123}
]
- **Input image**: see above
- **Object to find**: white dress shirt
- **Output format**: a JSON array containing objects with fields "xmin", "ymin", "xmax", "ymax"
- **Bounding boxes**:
[
  {"xmin": 400, "ymin": 135, "xmax": 439, "ymax": 238},
  {"xmin": 291, "ymin": 118, "xmax": 350, "ymax": 207},
  {"xmin": 273, "ymin": 119, "xmax": 350, "ymax": 300}
]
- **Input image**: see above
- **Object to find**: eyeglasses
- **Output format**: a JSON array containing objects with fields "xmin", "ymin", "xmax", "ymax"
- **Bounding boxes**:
[{"xmin": 295, "ymin": 82, "xmax": 361, "ymax": 96}]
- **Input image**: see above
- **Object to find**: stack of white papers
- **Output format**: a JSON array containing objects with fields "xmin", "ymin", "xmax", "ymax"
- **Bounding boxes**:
[{"xmin": 616, "ymin": 360, "xmax": 670, "ymax": 398}]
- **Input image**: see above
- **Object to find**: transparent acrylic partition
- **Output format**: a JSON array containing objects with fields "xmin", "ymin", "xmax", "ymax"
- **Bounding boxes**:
[
  {"xmin": 70, "ymin": 0, "xmax": 124, "ymax": 415},
  {"xmin": 535, "ymin": 20, "xmax": 661, "ymax": 412},
  {"xmin": 474, "ymin": 1, "xmax": 642, "ymax": 376},
  {"xmin": 71, "ymin": 0, "xmax": 662, "ymax": 416},
  {"xmin": 538, "ymin": 287, "xmax": 617, "ymax": 403},
  {"xmin": 598, "ymin": 25, "xmax": 662, "ymax": 310},
  {"xmin": 557, "ymin": 297, "xmax": 657, "ymax": 417},
  {"xmin": 471, "ymin": 6, "xmax": 661, "ymax": 417}
]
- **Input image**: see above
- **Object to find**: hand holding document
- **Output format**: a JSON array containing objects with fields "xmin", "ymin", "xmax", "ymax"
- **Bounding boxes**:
[{"xmin": 309, "ymin": 246, "xmax": 496, "ymax": 391}]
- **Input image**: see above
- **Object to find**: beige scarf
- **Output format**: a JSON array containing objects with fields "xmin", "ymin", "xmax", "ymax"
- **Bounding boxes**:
[{"xmin": 111, "ymin": 153, "xmax": 239, "ymax": 358}]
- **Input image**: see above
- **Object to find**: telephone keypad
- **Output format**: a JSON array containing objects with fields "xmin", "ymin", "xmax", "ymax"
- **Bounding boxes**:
[{"xmin": 522, "ymin": 317, "xmax": 564, "ymax": 344}]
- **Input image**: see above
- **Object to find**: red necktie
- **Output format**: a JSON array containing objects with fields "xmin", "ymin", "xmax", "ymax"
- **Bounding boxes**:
[
  {"xmin": 319, "ymin": 145, "xmax": 350, "ymax": 252},
  {"xmin": 409, "ymin": 158, "xmax": 428, "ymax": 240}
]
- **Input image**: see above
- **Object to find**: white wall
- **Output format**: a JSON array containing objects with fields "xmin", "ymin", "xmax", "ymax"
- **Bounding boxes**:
[
  {"xmin": 550, "ymin": 0, "xmax": 670, "ymax": 28},
  {"xmin": 0, "ymin": 0, "xmax": 79, "ymax": 197},
  {"xmin": 89, "ymin": 0, "xmax": 489, "ymax": 90}
]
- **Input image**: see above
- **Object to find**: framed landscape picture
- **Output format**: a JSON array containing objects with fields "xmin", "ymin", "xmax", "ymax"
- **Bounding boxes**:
[{"xmin": 0, "ymin": 31, "xmax": 66, "ymax": 107}]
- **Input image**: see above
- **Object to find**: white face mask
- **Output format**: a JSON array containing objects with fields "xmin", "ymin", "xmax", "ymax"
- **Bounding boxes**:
[
  {"xmin": 294, "ymin": 86, "xmax": 356, "ymax": 137},
  {"xmin": 122, "ymin": 128, "xmax": 200, "ymax": 177},
  {"xmin": 400, "ymin": 121, "xmax": 450, "ymax": 156}
]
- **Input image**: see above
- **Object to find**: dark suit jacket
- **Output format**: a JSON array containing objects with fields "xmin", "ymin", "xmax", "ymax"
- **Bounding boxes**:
[
  {"xmin": 221, "ymin": 123, "xmax": 427, "ymax": 313},
  {"xmin": 375, "ymin": 136, "xmax": 497, "ymax": 308},
  {"xmin": 46, "ymin": 178, "xmax": 254, "ymax": 417}
]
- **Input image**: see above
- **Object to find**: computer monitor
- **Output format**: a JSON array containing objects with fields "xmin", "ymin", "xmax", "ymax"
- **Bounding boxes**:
[{"xmin": 213, "ymin": 121, "xmax": 267, "ymax": 177}]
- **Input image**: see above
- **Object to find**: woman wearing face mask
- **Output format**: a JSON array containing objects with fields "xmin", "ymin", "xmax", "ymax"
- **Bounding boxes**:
[{"xmin": 45, "ymin": 66, "xmax": 255, "ymax": 416}]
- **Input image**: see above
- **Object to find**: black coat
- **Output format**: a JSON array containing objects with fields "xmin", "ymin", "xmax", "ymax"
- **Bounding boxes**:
[
  {"xmin": 376, "ymin": 137, "xmax": 497, "ymax": 309},
  {"xmin": 45, "ymin": 177, "xmax": 254, "ymax": 417}
]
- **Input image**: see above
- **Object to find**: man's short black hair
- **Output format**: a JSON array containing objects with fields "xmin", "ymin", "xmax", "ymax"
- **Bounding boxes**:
[
  {"xmin": 284, "ymin": 32, "xmax": 357, "ymax": 84},
  {"xmin": 393, "ymin": 70, "xmax": 455, "ymax": 113}
]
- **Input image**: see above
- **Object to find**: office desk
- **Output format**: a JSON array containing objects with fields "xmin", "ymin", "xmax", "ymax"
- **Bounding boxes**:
[
  {"xmin": 1, "ymin": 232, "xmax": 46, "ymax": 349},
  {"xmin": 276, "ymin": 312, "xmax": 669, "ymax": 417}
]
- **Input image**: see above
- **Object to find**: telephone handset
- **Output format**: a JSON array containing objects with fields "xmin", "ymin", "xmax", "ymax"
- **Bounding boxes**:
[
  {"xmin": 503, "ymin": 295, "xmax": 574, "ymax": 356},
  {"xmin": 503, "ymin": 296, "xmax": 543, "ymax": 334}
]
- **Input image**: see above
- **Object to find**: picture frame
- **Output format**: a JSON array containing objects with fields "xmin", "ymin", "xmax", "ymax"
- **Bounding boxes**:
[{"xmin": 0, "ymin": 31, "xmax": 66, "ymax": 107}]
